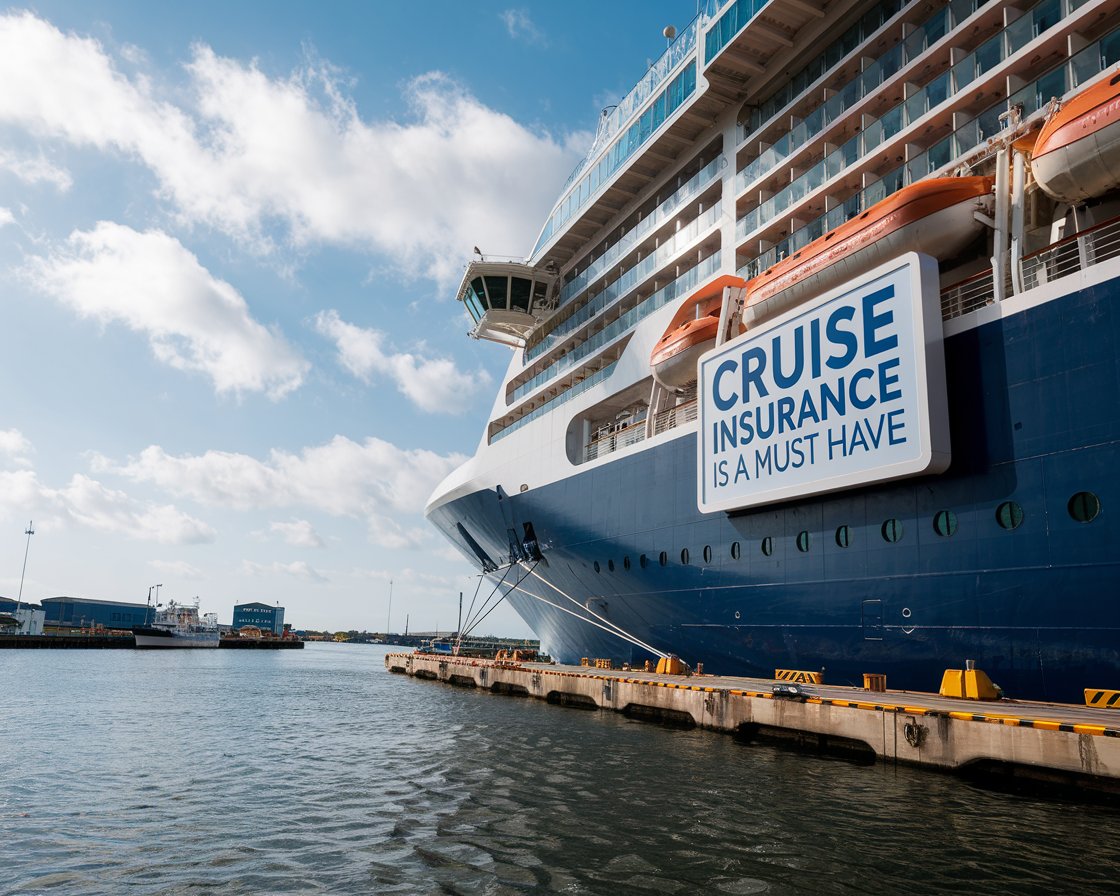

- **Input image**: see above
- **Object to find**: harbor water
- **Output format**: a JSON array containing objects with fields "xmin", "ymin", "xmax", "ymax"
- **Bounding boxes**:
[{"xmin": 1, "ymin": 644, "xmax": 1117, "ymax": 894}]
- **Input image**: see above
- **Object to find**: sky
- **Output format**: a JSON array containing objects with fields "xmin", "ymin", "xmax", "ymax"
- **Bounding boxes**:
[{"xmin": 0, "ymin": 1, "xmax": 687, "ymax": 635}]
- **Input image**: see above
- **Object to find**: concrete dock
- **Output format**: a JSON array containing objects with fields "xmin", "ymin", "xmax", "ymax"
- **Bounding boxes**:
[{"xmin": 387, "ymin": 652, "xmax": 1120, "ymax": 792}]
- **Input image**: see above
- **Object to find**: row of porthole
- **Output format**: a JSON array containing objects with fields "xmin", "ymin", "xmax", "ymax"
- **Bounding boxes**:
[{"xmin": 589, "ymin": 492, "xmax": 1101, "ymax": 572}]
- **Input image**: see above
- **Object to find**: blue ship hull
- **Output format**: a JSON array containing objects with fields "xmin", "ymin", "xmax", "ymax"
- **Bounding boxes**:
[{"xmin": 429, "ymin": 275, "xmax": 1120, "ymax": 704}]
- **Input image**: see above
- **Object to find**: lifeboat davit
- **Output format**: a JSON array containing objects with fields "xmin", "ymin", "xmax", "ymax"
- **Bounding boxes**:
[
  {"xmin": 1033, "ymin": 73, "xmax": 1120, "ymax": 204},
  {"xmin": 745, "ymin": 176, "xmax": 994, "ymax": 325},
  {"xmin": 650, "ymin": 274, "xmax": 746, "ymax": 390}
]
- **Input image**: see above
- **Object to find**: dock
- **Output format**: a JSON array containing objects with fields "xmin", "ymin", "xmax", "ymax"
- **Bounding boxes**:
[
  {"xmin": 387, "ymin": 652, "xmax": 1120, "ymax": 792},
  {"xmin": 0, "ymin": 634, "xmax": 303, "ymax": 649}
]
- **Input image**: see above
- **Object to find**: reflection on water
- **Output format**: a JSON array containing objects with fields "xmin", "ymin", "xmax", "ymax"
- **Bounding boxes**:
[{"xmin": 1, "ymin": 644, "xmax": 1117, "ymax": 894}]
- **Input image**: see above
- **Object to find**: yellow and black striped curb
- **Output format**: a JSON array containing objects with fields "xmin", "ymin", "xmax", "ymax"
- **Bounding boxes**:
[{"xmin": 389, "ymin": 654, "xmax": 1120, "ymax": 738}]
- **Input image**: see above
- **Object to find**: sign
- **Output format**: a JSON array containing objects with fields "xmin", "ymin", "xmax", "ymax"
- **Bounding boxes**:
[{"xmin": 697, "ymin": 253, "xmax": 949, "ymax": 514}]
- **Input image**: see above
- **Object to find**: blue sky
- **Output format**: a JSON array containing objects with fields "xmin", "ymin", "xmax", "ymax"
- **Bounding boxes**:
[{"xmin": 0, "ymin": 2, "xmax": 687, "ymax": 634}]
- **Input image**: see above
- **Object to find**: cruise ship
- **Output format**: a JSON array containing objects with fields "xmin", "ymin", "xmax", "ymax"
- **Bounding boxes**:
[{"xmin": 427, "ymin": 0, "xmax": 1120, "ymax": 703}]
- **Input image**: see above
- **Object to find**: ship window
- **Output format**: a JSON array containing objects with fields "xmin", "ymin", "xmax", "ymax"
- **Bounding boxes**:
[
  {"xmin": 835, "ymin": 525, "xmax": 850, "ymax": 548},
  {"xmin": 470, "ymin": 277, "xmax": 488, "ymax": 307},
  {"xmin": 703, "ymin": 545, "xmax": 712, "ymax": 564},
  {"xmin": 1068, "ymin": 492, "xmax": 1100, "ymax": 523},
  {"xmin": 933, "ymin": 510, "xmax": 958, "ymax": 537},
  {"xmin": 484, "ymin": 276, "xmax": 509, "ymax": 309},
  {"xmin": 608, "ymin": 559, "xmax": 615, "ymax": 572},
  {"xmin": 509, "ymin": 277, "xmax": 532, "ymax": 312},
  {"xmin": 659, "ymin": 551, "xmax": 668, "ymax": 567},
  {"xmin": 681, "ymin": 548, "xmax": 690, "ymax": 565},
  {"xmin": 623, "ymin": 556, "xmax": 631, "ymax": 570},
  {"xmin": 882, "ymin": 519, "xmax": 903, "ymax": 543},
  {"xmin": 594, "ymin": 561, "xmax": 601, "ymax": 573},
  {"xmin": 731, "ymin": 541, "xmax": 741, "ymax": 560},
  {"xmin": 996, "ymin": 501, "xmax": 1024, "ymax": 530},
  {"xmin": 796, "ymin": 530, "xmax": 811, "ymax": 553},
  {"xmin": 639, "ymin": 554, "xmax": 648, "ymax": 568},
  {"xmin": 761, "ymin": 537, "xmax": 773, "ymax": 557}
]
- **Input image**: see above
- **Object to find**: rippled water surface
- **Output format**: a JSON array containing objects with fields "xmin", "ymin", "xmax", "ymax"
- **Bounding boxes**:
[{"xmin": 2, "ymin": 644, "xmax": 1118, "ymax": 894}]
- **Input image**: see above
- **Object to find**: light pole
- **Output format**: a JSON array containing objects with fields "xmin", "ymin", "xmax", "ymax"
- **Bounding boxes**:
[
  {"xmin": 14, "ymin": 521, "xmax": 34, "ymax": 629},
  {"xmin": 386, "ymin": 578, "xmax": 393, "ymax": 635}
]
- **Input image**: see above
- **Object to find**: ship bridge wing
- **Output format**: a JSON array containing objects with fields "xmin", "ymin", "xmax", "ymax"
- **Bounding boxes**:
[{"xmin": 458, "ymin": 259, "xmax": 557, "ymax": 347}]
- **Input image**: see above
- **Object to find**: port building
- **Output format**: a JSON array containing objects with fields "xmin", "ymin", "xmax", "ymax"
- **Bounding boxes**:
[
  {"xmin": 232, "ymin": 602, "xmax": 285, "ymax": 635},
  {"xmin": 40, "ymin": 596, "xmax": 152, "ymax": 630}
]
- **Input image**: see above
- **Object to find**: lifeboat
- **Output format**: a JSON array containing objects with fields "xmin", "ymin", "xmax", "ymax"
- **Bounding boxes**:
[
  {"xmin": 745, "ymin": 176, "xmax": 994, "ymax": 325},
  {"xmin": 650, "ymin": 274, "xmax": 747, "ymax": 390},
  {"xmin": 1033, "ymin": 73, "xmax": 1120, "ymax": 204}
]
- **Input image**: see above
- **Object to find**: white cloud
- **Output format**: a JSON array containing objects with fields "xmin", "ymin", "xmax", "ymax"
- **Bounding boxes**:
[
  {"xmin": 0, "ymin": 469, "xmax": 215, "ymax": 544},
  {"xmin": 500, "ymin": 9, "xmax": 546, "ymax": 45},
  {"xmin": 0, "ymin": 207, "xmax": 14, "ymax": 227},
  {"xmin": 366, "ymin": 515, "xmax": 429, "ymax": 550},
  {"xmin": 25, "ymin": 222, "xmax": 308, "ymax": 398},
  {"xmin": 0, "ymin": 12, "xmax": 583, "ymax": 283},
  {"xmin": 313, "ymin": 309, "xmax": 490, "ymax": 414},
  {"xmin": 270, "ymin": 519, "xmax": 324, "ymax": 548},
  {"xmin": 0, "ymin": 428, "xmax": 33, "ymax": 466},
  {"xmin": 93, "ymin": 435, "xmax": 465, "ymax": 521},
  {"xmin": 242, "ymin": 559, "xmax": 327, "ymax": 583},
  {"xmin": 0, "ymin": 148, "xmax": 72, "ymax": 190},
  {"xmin": 149, "ymin": 559, "xmax": 205, "ymax": 578}
]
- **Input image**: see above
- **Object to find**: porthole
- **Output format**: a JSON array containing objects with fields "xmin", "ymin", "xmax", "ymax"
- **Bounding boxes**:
[
  {"xmin": 659, "ymin": 551, "xmax": 668, "ymax": 567},
  {"xmin": 608, "ymin": 559, "xmax": 615, "ymax": 572},
  {"xmin": 933, "ymin": 510, "xmax": 958, "ymax": 538},
  {"xmin": 882, "ymin": 518, "xmax": 903, "ymax": 543},
  {"xmin": 703, "ymin": 545, "xmax": 712, "ymax": 564},
  {"xmin": 593, "ymin": 561, "xmax": 601, "ymax": 573},
  {"xmin": 796, "ymin": 530, "xmax": 810, "ymax": 553},
  {"xmin": 734, "ymin": 610, "xmax": 741, "ymax": 620},
  {"xmin": 1068, "ymin": 491, "xmax": 1101, "ymax": 523},
  {"xmin": 639, "ymin": 554, "xmax": 648, "ymax": 568},
  {"xmin": 623, "ymin": 556, "xmax": 630, "ymax": 570},
  {"xmin": 996, "ymin": 501, "xmax": 1024, "ymax": 530},
  {"xmin": 902, "ymin": 607, "xmax": 912, "ymax": 618},
  {"xmin": 835, "ymin": 525, "xmax": 850, "ymax": 548},
  {"xmin": 681, "ymin": 548, "xmax": 690, "ymax": 565},
  {"xmin": 761, "ymin": 536, "xmax": 774, "ymax": 557},
  {"xmin": 731, "ymin": 541, "xmax": 741, "ymax": 560}
]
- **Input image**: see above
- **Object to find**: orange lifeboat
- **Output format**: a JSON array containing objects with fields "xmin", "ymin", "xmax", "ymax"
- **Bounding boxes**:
[
  {"xmin": 1033, "ymin": 73, "xmax": 1120, "ymax": 204},
  {"xmin": 650, "ymin": 274, "xmax": 747, "ymax": 390},
  {"xmin": 745, "ymin": 176, "xmax": 994, "ymax": 325}
]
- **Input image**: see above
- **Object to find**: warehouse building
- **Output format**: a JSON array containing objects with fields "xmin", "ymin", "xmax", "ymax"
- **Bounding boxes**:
[
  {"xmin": 40, "ymin": 596, "xmax": 152, "ymax": 630},
  {"xmin": 232, "ymin": 602, "xmax": 285, "ymax": 635}
]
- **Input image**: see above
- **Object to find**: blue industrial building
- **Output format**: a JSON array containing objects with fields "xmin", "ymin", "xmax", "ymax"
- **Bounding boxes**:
[
  {"xmin": 232, "ymin": 602, "xmax": 285, "ymax": 635},
  {"xmin": 40, "ymin": 596, "xmax": 152, "ymax": 630}
]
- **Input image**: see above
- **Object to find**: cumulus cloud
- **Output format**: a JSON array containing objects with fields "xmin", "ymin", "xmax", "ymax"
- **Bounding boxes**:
[
  {"xmin": 313, "ymin": 309, "xmax": 490, "ymax": 413},
  {"xmin": 0, "ymin": 207, "xmax": 14, "ymax": 226},
  {"xmin": 149, "ymin": 559, "xmax": 205, "ymax": 578},
  {"xmin": 242, "ymin": 559, "xmax": 327, "ymax": 582},
  {"xmin": 0, "ymin": 12, "xmax": 583, "ymax": 283},
  {"xmin": 92, "ymin": 435, "xmax": 464, "ymax": 537},
  {"xmin": 0, "ymin": 428, "xmax": 33, "ymax": 466},
  {"xmin": 270, "ymin": 519, "xmax": 324, "ymax": 548},
  {"xmin": 0, "ymin": 469, "xmax": 214, "ymax": 544},
  {"xmin": 0, "ymin": 148, "xmax": 72, "ymax": 190},
  {"xmin": 500, "ymin": 9, "xmax": 546, "ymax": 45},
  {"xmin": 24, "ymin": 222, "xmax": 308, "ymax": 398}
]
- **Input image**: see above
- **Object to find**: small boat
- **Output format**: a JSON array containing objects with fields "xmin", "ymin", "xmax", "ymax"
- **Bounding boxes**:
[
  {"xmin": 1032, "ymin": 72, "xmax": 1120, "ymax": 204},
  {"xmin": 650, "ymin": 274, "xmax": 747, "ymax": 390},
  {"xmin": 744, "ymin": 176, "xmax": 994, "ymax": 325},
  {"xmin": 133, "ymin": 599, "xmax": 219, "ymax": 648}
]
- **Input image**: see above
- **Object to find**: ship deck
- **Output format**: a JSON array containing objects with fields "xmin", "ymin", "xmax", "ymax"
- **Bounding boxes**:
[{"xmin": 388, "ymin": 652, "xmax": 1120, "ymax": 792}]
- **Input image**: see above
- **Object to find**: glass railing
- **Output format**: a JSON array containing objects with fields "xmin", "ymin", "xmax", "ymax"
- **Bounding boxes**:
[
  {"xmin": 735, "ymin": 27, "xmax": 1120, "ymax": 280},
  {"xmin": 736, "ymin": 0, "xmax": 1080, "ymax": 244},
  {"xmin": 492, "ymin": 362, "xmax": 619, "ymax": 443},
  {"xmin": 525, "ymin": 203, "xmax": 723, "ymax": 364},
  {"xmin": 555, "ymin": 155, "xmax": 723, "ymax": 307},
  {"xmin": 530, "ymin": 53, "xmax": 698, "ymax": 260},
  {"xmin": 512, "ymin": 250, "xmax": 722, "ymax": 404}
]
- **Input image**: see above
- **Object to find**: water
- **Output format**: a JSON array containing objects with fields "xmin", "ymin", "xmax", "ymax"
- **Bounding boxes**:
[{"xmin": 1, "ymin": 644, "xmax": 1117, "ymax": 895}]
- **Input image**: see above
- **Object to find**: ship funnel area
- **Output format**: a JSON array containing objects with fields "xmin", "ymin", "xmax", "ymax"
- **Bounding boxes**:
[{"xmin": 458, "ymin": 259, "xmax": 557, "ymax": 347}]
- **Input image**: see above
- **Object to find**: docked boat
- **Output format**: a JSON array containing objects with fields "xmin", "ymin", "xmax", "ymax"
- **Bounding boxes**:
[
  {"xmin": 427, "ymin": 0, "xmax": 1120, "ymax": 703},
  {"xmin": 133, "ymin": 600, "xmax": 219, "ymax": 648}
]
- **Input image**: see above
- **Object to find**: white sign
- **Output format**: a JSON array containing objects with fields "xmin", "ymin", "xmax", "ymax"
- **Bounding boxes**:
[{"xmin": 697, "ymin": 253, "xmax": 949, "ymax": 514}]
